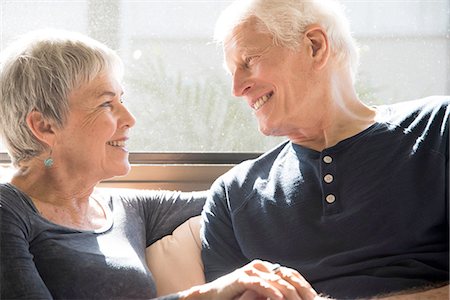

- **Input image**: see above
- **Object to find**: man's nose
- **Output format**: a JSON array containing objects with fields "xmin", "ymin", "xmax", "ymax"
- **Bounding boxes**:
[{"xmin": 232, "ymin": 68, "xmax": 254, "ymax": 97}]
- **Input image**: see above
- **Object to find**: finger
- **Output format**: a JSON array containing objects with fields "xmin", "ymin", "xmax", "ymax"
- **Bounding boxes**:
[
  {"xmin": 234, "ymin": 290, "xmax": 268, "ymax": 300},
  {"xmin": 243, "ymin": 266, "xmax": 302, "ymax": 300},
  {"xmin": 248, "ymin": 261, "xmax": 314, "ymax": 293},
  {"xmin": 236, "ymin": 276, "xmax": 285, "ymax": 300},
  {"xmin": 194, "ymin": 275, "xmax": 283, "ymax": 300},
  {"xmin": 265, "ymin": 275, "xmax": 302, "ymax": 300},
  {"xmin": 247, "ymin": 260, "xmax": 279, "ymax": 274},
  {"xmin": 275, "ymin": 267, "xmax": 318, "ymax": 300}
]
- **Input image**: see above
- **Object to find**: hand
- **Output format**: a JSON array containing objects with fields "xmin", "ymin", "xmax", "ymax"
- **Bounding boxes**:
[
  {"xmin": 234, "ymin": 262, "xmax": 320, "ymax": 300},
  {"xmin": 179, "ymin": 260, "xmax": 320, "ymax": 300},
  {"xmin": 235, "ymin": 290, "xmax": 271, "ymax": 300},
  {"xmin": 267, "ymin": 263, "xmax": 320, "ymax": 300}
]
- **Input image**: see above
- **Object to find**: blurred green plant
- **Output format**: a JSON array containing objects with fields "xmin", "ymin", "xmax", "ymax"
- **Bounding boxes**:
[{"xmin": 124, "ymin": 43, "xmax": 283, "ymax": 152}]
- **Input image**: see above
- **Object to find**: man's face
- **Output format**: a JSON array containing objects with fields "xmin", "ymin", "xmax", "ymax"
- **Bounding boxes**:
[{"xmin": 224, "ymin": 18, "xmax": 326, "ymax": 139}]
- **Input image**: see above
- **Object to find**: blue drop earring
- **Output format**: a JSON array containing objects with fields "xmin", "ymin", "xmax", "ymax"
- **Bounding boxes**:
[{"xmin": 44, "ymin": 149, "xmax": 54, "ymax": 168}]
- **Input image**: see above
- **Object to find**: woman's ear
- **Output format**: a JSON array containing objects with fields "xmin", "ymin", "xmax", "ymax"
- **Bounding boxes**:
[
  {"xmin": 26, "ymin": 110, "xmax": 56, "ymax": 147},
  {"xmin": 304, "ymin": 26, "xmax": 330, "ymax": 70}
]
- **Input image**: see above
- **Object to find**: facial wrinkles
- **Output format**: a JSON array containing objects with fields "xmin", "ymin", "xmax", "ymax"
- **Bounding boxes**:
[
  {"xmin": 68, "ymin": 88, "xmax": 108, "ymax": 130},
  {"xmin": 80, "ymin": 106, "xmax": 109, "ymax": 130},
  {"xmin": 224, "ymin": 38, "xmax": 242, "ymax": 75},
  {"xmin": 258, "ymin": 48, "xmax": 307, "ymax": 136},
  {"xmin": 62, "ymin": 101, "xmax": 115, "ymax": 178},
  {"xmin": 78, "ymin": 84, "xmax": 121, "ymax": 130},
  {"xmin": 225, "ymin": 23, "xmax": 255, "ymax": 71},
  {"xmin": 247, "ymin": 44, "xmax": 272, "ymax": 67},
  {"xmin": 226, "ymin": 32, "xmax": 273, "ymax": 73}
]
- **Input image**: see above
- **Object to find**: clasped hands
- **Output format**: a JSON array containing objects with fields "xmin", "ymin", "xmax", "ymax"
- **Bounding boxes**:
[{"xmin": 180, "ymin": 260, "xmax": 321, "ymax": 300}]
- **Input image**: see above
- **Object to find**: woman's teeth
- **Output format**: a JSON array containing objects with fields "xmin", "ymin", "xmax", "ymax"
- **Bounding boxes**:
[
  {"xmin": 107, "ymin": 140, "xmax": 126, "ymax": 147},
  {"xmin": 254, "ymin": 93, "xmax": 272, "ymax": 110}
]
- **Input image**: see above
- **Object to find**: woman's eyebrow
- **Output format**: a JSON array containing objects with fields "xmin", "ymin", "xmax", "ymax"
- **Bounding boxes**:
[
  {"xmin": 95, "ymin": 90, "xmax": 124, "ymax": 98},
  {"xmin": 98, "ymin": 91, "xmax": 116, "ymax": 97}
]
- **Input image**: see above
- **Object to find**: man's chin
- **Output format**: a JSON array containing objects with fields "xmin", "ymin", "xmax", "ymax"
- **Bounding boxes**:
[{"xmin": 258, "ymin": 122, "xmax": 278, "ymax": 137}]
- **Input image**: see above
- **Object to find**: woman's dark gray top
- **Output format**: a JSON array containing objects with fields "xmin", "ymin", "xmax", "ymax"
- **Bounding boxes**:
[{"xmin": 0, "ymin": 183, "xmax": 206, "ymax": 299}]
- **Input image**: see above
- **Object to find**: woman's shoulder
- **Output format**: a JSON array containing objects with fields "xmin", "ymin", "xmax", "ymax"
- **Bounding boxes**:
[
  {"xmin": 1, "ymin": 183, "xmax": 29, "ymax": 207},
  {"xmin": 0, "ymin": 183, "xmax": 37, "ymax": 228}
]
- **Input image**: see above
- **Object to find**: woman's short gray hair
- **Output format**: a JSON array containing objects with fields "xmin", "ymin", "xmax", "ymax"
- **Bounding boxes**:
[
  {"xmin": 0, "ymin": 29, "xmax": 123, "ymax": 167},
  {"xmin": 214, "ymin": 0, "xmax": 359, "ymax": 80}
]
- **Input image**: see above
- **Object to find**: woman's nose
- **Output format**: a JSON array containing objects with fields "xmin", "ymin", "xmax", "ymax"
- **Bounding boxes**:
[{"xmin": 120, "ymin": 105, "xmax": 136, "ymax": 129}]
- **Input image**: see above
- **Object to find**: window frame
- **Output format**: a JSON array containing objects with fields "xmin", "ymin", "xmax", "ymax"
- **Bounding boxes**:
[
  {"xmin": 0, "ymin": 152, "xmax": 261, "ymax": 165},
  {"xmin": 0, "ymin": 152, "xmax": 262, "ymax": 191}
]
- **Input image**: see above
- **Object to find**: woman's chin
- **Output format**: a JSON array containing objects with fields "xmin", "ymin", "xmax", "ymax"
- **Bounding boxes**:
[
  {"xmin": 119, "ymin": 164, "xmax": 131, "ymax": 176},
  {"xmin": 107, "ymin": 163, "xmax": 131, "ymax": 179}
]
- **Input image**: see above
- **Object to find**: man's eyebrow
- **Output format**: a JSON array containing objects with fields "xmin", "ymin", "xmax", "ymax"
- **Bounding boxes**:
[
  {"xmin": 242, "ymin": 46, "xmax": 261, "ymax": 52},
  {"xmin": 233, "ymin": 46, "xmax": 258, "ymax": 54}
]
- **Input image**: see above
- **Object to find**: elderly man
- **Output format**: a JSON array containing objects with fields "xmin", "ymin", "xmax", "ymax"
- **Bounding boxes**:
[{"xmin": 201, "ymin": 0, "xmax": 449, "ymax": 299}]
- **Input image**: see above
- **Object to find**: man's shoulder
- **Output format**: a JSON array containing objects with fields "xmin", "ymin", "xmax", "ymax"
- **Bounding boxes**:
[
  {"xmin": 396, "ymin": 95, "xmax": 449, "ymax": 111},
  {"xmin": 377, "ymin": 96, "xmax": 450, "ymax": 132},
  {"xmin": 375, "ymin": 96, "xmax": 449, "ymax": 155},
  {"xmin": 218, "ymin": 140, "xmax": 292, "ymax": 186},
  {"xmin": 378, "ymin": 95, "xmax": 449, "ymax": 125}
]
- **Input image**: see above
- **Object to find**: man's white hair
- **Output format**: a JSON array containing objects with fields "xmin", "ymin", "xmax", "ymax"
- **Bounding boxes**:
[{"xmin": 214, "ymin": 0, "xmax": 359, "ymax": 80}]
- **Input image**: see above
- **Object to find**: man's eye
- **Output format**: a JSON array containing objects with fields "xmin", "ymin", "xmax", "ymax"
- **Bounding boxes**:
[
  {"xmin": 100, "ymin": 101, "xmax": 113, "ymax": 108},
  {"xmin": 245, "ymin": 56, "xmax": 259, "ymax": 67}
]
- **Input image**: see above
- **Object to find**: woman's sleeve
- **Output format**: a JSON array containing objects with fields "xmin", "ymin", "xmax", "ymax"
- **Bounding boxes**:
[
  {"xmin": 135, "ymin": 189, "xmax": 207, "ymax": 246},
  {"xmin": 0, "ymin": 198, "xmax": 53, "ymax": 299}
]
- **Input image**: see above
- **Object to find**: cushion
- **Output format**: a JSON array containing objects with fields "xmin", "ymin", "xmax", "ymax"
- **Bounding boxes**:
[{"xmin": 146, "ymin": 215, "xmax": 205, "ymax": 296}]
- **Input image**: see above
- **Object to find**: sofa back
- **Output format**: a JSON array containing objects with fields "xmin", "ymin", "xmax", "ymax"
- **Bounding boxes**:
[{"xmin": 146, "ymin": 215, "xmax": 205, "ymax": 296}]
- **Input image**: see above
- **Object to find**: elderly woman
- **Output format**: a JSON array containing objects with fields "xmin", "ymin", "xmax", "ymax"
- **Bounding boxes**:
[{"xmin": 0, "ymin": 30, "xmax": 309, "ymax": 300}]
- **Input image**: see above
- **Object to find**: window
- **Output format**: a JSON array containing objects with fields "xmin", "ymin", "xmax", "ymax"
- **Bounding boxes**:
[{"xmin": 1, "ymin": 0, "xmax": 449, "ymax": 156}]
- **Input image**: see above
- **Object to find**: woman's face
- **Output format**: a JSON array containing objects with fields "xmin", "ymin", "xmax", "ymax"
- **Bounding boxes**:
[{"xmin": 52, "ymin": 71, "xmax": 136, "ymax": 182}]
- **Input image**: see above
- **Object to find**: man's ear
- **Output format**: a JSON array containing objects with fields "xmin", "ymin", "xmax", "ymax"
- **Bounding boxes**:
[
  {"xmin": 26, "ymin": 110, "xmax": 56, "ymax": 147},
  {"xmin": 304, "ymin": 26, "xmax": 330, "ymax": 70}
]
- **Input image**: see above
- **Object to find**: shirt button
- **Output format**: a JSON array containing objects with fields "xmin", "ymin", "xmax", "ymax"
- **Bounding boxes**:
[
  {"xmin": 323, "ymin": 156, "xmax": 333, "ymax": 164},
  {"xmin": 324, "ymin": 174, "xmax": 334, "ymax": 183},
  {"xmin": 326, "ymin": 194, "xmax": 336, "ymax": 204}
]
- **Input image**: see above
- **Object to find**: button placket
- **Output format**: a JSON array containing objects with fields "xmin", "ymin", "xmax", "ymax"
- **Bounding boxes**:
[{"xmin": 320, "ymin": 152, "xmax": 340, "ymax": 215}]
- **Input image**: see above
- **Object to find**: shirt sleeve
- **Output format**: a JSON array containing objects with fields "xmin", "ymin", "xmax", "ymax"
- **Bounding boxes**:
[
  {"xmin": 0, "ymin": 194, "xmax": 53, "ymax": 299},
  {"xmin": 135, "ymin": 189, "xmax": 207, "ymax": 246},
  {"xmin": 200, "ymin": 177, "xmax": 248, "ymax": 282}
]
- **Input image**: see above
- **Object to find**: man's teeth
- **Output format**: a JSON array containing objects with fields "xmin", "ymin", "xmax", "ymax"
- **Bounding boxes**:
[
  {"xmin": 254, "ymin": 93, "xmax": 272, "ymax": 110},
  {"xmin": 107, "ymin": 140, "xmax": 126, "ymax": 147}
]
